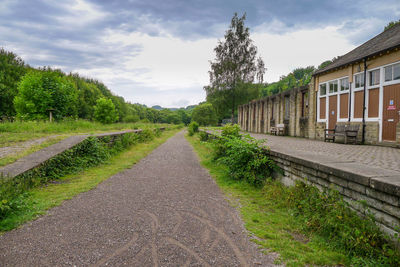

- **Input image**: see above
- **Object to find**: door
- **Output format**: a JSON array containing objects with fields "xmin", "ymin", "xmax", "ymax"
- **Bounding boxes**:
[
  {"xmin": 328, "ymin": 95, "xmax": 337, "ymax": 129},
  {"xmin": 382, "ymin": 84, "xmax": 400, "ymax": 141}
]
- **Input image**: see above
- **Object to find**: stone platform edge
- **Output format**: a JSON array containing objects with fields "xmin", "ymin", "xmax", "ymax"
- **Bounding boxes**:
[
  {"xmin": 202, "ymin": 129, "xmax": 400, "ymax": 236},
  {"xmin": 0, "ymin": 129, "xmax": 142, "ymax": 178}
]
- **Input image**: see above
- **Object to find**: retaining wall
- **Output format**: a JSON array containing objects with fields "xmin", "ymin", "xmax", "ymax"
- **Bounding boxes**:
[
  {"xmin": 0, "ymin": 130, "xmax": 142, "ymax": 178},
  {"xmin": 203, "ymin": 130, "xmax": 400, "ymax": 237}
]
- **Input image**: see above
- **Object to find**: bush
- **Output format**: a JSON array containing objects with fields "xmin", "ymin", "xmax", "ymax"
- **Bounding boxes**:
[
  {"xmin": 188, "ymin": 121, "xmax": 199, "ymax": 136},
  {"xmin": 198, "ymin": 131, "xmax": 209, "ymax": 141},
  {"xmin": 14, "ymin": 70, "xmax": 78, "ymax": 120},
  {"xmin": 221, "ymin": 123, "xmax": 241, "ymax": 137},
  {"xmin": 94, "ymin": 98, "xmax": 119, "ymax": 124},
  {"xmin": 209, "ymin": 126, "xmax": 275, "ymax": 186},
  {"xmin": 288, "ymin": 181, "xmax": 400, "ymax": 266}
]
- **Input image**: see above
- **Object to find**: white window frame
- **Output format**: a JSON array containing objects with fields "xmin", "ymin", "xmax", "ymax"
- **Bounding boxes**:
[{"xmin": 382, "ymin": 60, "xmax": 400, "ymax": 86}]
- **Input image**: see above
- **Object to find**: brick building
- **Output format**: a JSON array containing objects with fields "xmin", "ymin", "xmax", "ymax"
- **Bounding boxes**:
[{"xmin": 239, "ymin": 23, "xmax": 400, "ymax": 146}]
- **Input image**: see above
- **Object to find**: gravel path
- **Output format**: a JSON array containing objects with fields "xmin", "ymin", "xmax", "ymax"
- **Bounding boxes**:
[{"xmin": 0, "ymin": 131, "xmax": 279, "ymax": 266}]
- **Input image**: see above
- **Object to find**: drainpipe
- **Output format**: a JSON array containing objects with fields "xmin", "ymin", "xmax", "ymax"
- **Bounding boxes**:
[
  {"xmin": 362, "ymin": 58, "xmax": 367, "ymax": 144},
  {"xmin": 348, "ymin": 82, "xmax": 352, "ymax": 122}
]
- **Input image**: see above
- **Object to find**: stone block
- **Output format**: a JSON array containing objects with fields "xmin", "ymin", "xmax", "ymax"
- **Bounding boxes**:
[
  {"xmin": 329, "ymin": 175, "xmax": 348, "ymax": 188},
  {"xmin": 348, "ymin": 181, "xmax": 366, "ymax": 194},
  {"xmin": 366, "ymin": 188, "xmax": 399, "ymax": 206}
]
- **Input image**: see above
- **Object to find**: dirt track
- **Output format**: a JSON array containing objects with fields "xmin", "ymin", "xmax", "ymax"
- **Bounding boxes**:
[{"xmin": 0, "ymin": 131, "xmax": 279, "ymax": 266}]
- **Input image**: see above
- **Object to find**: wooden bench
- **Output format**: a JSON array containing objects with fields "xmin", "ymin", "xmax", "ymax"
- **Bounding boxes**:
[
  {"xmin": 270, "ymin": 124, "xmax": 285, "ymax": 135},
  {"xmin": 324, "ymin": 124, "xmax": 359, "ymax": 144}
]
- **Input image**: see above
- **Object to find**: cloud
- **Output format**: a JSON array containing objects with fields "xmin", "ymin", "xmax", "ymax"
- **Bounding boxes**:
[{"xmin": 1, "ymin": 0, "xmax": 399, "ymax": 108}]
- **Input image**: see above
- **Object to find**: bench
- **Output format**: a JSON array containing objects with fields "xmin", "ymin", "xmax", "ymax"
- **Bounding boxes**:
[
  {"xmin": 270, "ymin": 124, "xmax": 285, "ymax": 136},
  {"xmin": 324, "ymin": 124, "xmax": 359, "ymax": 144}
]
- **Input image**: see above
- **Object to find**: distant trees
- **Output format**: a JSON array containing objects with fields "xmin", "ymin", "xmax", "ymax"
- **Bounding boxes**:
[
  {"xmin": 205, "ymin": 13, "xmax": 265, "ymax": 122},
  {"xmin": 192, "ymin": 103, "xmax": 217, "ymax": 126},
  {"xmin": 0, "ymin": 48, "xmax": 27, "ymax": 117},
  {"xmin": 94, "ymin": 98, "xmax": 119, "ymax": 124},
  {"xmin": 14, "ymin": 70, "xmax": 78, "ymax": 120},
  {"xmin": 260, "ymin": 66, "xmax": 315, "ymax": 96}
]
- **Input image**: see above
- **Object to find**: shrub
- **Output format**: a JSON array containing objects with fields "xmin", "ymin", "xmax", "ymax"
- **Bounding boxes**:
[
  {"xmin": 94, "ymin": 98, "xmax": 119, "ymax": 124},
  {"xmin": 221, "ymin": 123, "xmax": 241, "ymax": 137},
  {"xmin": 198, "ymin": 131, "xmax": 209, "ymax": 141},
  {"xmin": 288, "ymin": 181, "xmax": 400, "ymax": 266},
  {"xmin": 14, "ymin": 70, "xmax": 78, "ymax": 120},
  {"xmin": 188, "ymin": 121, "xmax": 199, "ymax": 136}
]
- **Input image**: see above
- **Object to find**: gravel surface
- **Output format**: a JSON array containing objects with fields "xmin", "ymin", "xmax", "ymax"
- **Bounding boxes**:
[
  {"xmin": 0, "ymin": 131, "xmax": 280, "ymax": 266},
  {"xmin": 0, "ymin": 136, "xmax": 54, "ymax": 158}
]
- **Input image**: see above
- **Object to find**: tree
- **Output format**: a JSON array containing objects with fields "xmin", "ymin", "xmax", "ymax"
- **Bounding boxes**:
[
  {"xmin": 384, "ymin": 19, "xmax": 400, "ymax": 31},
  {"xmin": 14, "ymin": 70, "xmax": 78, "ymax": 120},
  {"xmin": 191, "ymin": 103, "xmax": 217, "ymax": 126},
  {"xmin": 0, "ymin": 48, "xmax": 27, "ymax": 117},
  {"xmin": 94, "ymin": 98, "xmax": 119, "ymax": 124},
  {"xmin": 205, "ymin": 13, "xmax": 265, "ymax": 122}
]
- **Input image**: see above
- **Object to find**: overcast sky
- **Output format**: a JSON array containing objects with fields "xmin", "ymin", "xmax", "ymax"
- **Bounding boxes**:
[{"xmin": 1, "ymin": 0, "xmax": 399, "ymax": 108}]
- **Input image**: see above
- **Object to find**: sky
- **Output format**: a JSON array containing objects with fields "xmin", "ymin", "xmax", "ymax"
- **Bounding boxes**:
[{"xmin": 1, "ymin": 1, "xmax": 399, "ymax": 108}]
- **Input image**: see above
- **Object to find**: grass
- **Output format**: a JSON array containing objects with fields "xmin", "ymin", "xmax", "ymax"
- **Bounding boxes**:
[
  {"xmin": 0, "ymin": 120, "xmax": 170, "ymax": 147},
  {"xmin": 0, "ymin": 127, "xmax": 181, "ymax": 233},
  {"xmin": 186, "ymin": 133, "xmax": 353, "ymax": 267},
  {"xmin": 0, "ymin": 135, "xmax": 68, "ymax": 167}
]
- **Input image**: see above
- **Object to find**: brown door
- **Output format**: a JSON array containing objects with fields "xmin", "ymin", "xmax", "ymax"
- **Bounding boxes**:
[
  {"xmin": 382, "ymin": 84, "xmax": 400, "ymax": 141},
  {"xmin": 328, "ymin": 95, "xmax": 337, "ymax": 129}
]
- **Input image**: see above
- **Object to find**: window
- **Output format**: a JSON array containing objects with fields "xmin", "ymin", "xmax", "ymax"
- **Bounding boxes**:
[
  {"xmin": 385, "ymin": 63, "xmax": 400, "ymax": 82},
  {"xmin": 369, "ymin": 69, "xmax": 380, "ymax": 86},
  {"xmin": 355, "ymin": 73, "xmax": 365, "ymax": 88},
  {"xmin": 329, "ymin": 81, "xmax": 338, "ymax": 93},
  {"xmin": 340, "ymin": 78, "xmax": 349, "ymax": 91},
  {"xmin": 319, "ymin": 83, "xmax": 326, "ymax": 96}
]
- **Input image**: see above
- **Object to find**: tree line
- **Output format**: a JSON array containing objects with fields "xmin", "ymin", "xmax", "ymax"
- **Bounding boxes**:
[{"xmin": 0, "ymin": 48, "xmax": 193, "ymax": 124}]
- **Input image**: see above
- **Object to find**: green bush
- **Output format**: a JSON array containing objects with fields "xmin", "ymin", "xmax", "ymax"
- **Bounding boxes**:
[
  {"xmin": 221, "ymin": 123, "xmax": 241, "ymax": 137},
  {"xmin": 288, "ymin": 181, "xmax": 400, "ymax": 266},
  {"xmin": 188, "ymin": 121, "xmax": 199, "ymax": 136},
  {"xmin": 209, "ymin": 126, "xmax": 275, "ymax": 186},
  {"xmin": 198, "ymin": 131, "xmax": 209, "ymax": 141},
  {"xmin": 14, "ymin": 70, "xmax": 78, "ymax": 120},
  {"xmin": 94, "ymin": 98, "xmax": 119, "ymax": 124}
]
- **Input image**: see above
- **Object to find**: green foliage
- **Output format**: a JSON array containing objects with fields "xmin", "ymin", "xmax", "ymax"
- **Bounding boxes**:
[
  {"xmin": 261, "ymin": 66, "xmax": 314, "ymax": 96},
  {"xmin": 189, "ymin": 134, "xmax": 400, "ymax": 266},
  {"xmin": 221, "ymin": 123, "xmax": 241, "ymax": 137},
  {"xmin": 94, "ymin": 98, "xmax": 119, "ymax": 124},
  {"xmin": 211, "ymin": 126, "xmax": 275, "ymax": 186},
  {"xmin": 187, "ymin": 121, "xmax": 199, "ymax": 136},
  {"xmin": 205, "ymin": 13, "xmax": 265, "ymax": 121},
  {"xmin": 0, "ymin": 48, "xmax": 27, "ymax": 117},
  {"xmin": 14, "ymin": 70, "xmax": 78, "ymax": 120},
  {"xmin": 288, "ymin": 181, "xmax": 400, "ymax": 265},
  {"xmin": 192, "ymin": 103, "xmax": 217, "ymax": 126},
  {"xmin": 0, "ymin": 131, "xmax": 155, "ymax": 221},
  {"xmin": 198, "ymin": 131, "xmax": 209, "ymax": 141},
  {"xmin": 384, "ymin": 19, "xmax": 400, "ymax": 31}
]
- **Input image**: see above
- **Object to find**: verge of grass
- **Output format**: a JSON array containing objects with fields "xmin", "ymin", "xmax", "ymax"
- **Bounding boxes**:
[
  {"xmin": 0, "ymin": 120, "xmax": 170, "ymax": 146},
  {"xmin": 0, "ymin": 128, "xmax": 181, "ymax": 233},
  {"xmin": 0, "ymin": 135, "xmax": 69, "ymax": 167},
  {"xmin": 186, "ymin": 133, "xmax": 350, "ymax": 267}
]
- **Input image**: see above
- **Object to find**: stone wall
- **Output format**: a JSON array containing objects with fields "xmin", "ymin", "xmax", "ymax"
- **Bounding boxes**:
[{"xmin": 268, "ymin": 148, "xmax": 400, "ymax": 237}]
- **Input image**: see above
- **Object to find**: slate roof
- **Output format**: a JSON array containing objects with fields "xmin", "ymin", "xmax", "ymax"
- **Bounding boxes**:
[{"xmin": 314, "ymin": 23, "xmax": 400, "ymax": 75}]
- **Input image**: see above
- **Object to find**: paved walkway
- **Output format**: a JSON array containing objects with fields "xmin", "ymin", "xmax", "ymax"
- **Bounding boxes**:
[
  {"xmin": 249, "ymin": 133, "xmax": 400, "ymax": 173},
  {"xmin": 0, "ymin": 131, "xmax": 278, "ymax": 266}
]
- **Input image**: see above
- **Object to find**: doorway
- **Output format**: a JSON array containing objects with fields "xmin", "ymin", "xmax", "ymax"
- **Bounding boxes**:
[
  {"xmin": 382, "ymin": 84, "xmax": 400, "ymax": 141},
  {"xmin": 328, "ymin": 95, "xmax": 338, "ymax": 130}
]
